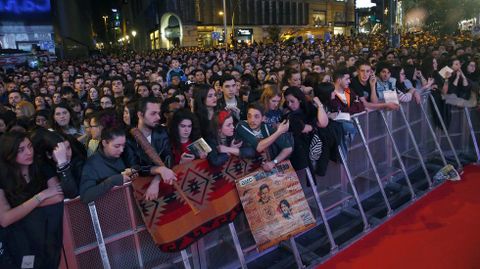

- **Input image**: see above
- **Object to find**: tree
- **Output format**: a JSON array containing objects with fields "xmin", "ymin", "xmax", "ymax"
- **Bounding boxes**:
[
  {"xmin": 402, "ymin": 0, "xmax": 480, "ymax": 34},
  {"xmin": 266, "ymin": 26, "xmax": 281, "ymax": 43}
]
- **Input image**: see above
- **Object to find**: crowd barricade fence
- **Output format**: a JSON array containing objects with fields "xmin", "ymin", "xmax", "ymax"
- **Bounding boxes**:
[{"xmin": 60, "ymin": 92, "xmax": 479, "ymax": 269}]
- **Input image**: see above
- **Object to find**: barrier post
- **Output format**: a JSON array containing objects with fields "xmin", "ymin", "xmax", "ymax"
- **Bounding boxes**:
[
  {"xmin": 88, "ymin": 202, "xmax": 111, "ymax": 269},
  {"xmin": 418, "ymin": 95, "xmax": 448, "ymax": 167},
  {"xmin": 305, "ymin": 168, "xmax": 338, "ymax": 252},
  {"xmin": 181, "ymin": 250, "xmax": 192, "ymax": 269},
  {"xmin": 289, "ymin": 237, "xmax": 304, "ymax": 268},
  {"xmin": 338, "ymin": 146, "xmax": 370, "ymax": 230},
  {"xmin": 463, "ymin": 107, "xmax": 480, "ymax": 162},
  {"xmin": 228, "ymin": 223, "xmax": 248, "ymax": 269},
  {"xmin": 353, "ymin": 116, "xmax": 393, "ymax": 215},
  {"xmin": 379, "ymin": 111, "xmax": 416, "ymax": 200},
  {"xmin": 190, "ymin": 239, "xmax": 207, "ymax": 269},
  {"xmin": 428, "ymin": 94, "xmax": 463, "ymax": 170},
  {"xmin": 398, "ymin": 105, "xmax": 433, "ymax": 187},
  {"xmin": 124, "ymin": 185, "xmax": 144, "ymax": 268}
]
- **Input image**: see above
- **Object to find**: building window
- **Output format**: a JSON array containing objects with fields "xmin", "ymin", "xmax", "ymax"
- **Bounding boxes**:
[
  {"xmin": 150, "ymin": 32, "xmax": 154, "ymax": 49},
  {"xmin": 150, "ymin": 30, "xmax": 160, "ymax": 49},
  {"xmin": 334, "ymin": 12, "xmax": 345, "ymax": 23},
  {"xmin": 313, "ymin": 10, "xmax": 326, "ymax": 27},
  {"xmin": 154, "ymin": 30, "xmax": 160, "ymax": 49}
]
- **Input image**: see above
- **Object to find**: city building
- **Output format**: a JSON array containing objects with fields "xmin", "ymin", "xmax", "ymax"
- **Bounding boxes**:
[
  {"xmin": 0, "ymin": 0, "xmax": 95, "ymax": 58},
  {"xmin": 117, "ymin": 0, "xmax": 355, "ymax": 50}
]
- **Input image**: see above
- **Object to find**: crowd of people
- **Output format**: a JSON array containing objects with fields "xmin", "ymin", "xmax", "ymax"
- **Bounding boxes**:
[{"xmin": 0, "ymin": 32, "xmax": 479, "ymax": 268}]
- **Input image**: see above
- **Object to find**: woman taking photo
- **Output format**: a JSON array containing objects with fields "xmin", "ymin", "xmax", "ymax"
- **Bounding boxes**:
[
  {"xmin": 0, "ymin": 131, "xmax": 64, "ymax": 268},
  {"xmin": 80, "ymin": 127, "xmax": 134, "ymax": 204},
  {"xmin": 390, "ymin": 66, "xmax": 422, "ymax": 104},
  {"xmin": 421, "ymin": 56, "xmax": 451, "ymax": 129},
  {"xmin": 283, "ymin": 86, "xmax": 328, "ymax": 171}
]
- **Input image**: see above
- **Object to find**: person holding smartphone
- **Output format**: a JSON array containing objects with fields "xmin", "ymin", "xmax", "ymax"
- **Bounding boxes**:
[{"xmin": 235, "ymin": 103, "xmax": 292, "ymax": 172}]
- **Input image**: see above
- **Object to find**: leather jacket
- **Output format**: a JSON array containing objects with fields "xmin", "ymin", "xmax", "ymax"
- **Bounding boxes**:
[{"xmin": 122, "ymin": 126, "xmax": 173, "ymax": 176}]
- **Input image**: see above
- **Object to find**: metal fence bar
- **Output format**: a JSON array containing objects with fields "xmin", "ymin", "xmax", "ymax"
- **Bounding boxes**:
[
  {"xmin": 464, "ymin": 107, "xmax": 480, "ymax": 162},
  {"xmin": 379, "ymin": 110, "xmax": 416, "ymax": 200},
  {"xmin": 289, "ymin": 237, "xmax": 304, "ymax": 269},
  {"xmin": 305, "ymin": 168, "xmax": 338, "ymax": 252},
  {"xmin": 190, "ymin": 239, "xmax": 207, "ymax": 269},
  {"xmin": 399, "ymin": 105, "xmax": 433, "ymax": 187},
  {"xmin": 181, "ymin": 250, "xmax": 192, "ymax": 269},
  {"xmin": 228, "ymin": 222, "xmax": 248, "ymax": 269},
  {"xmin": 62, "ymin": 99, "xmax": 478, "ymax": 269},
  {"xmin": 88, "ymin": 202, "xmax": 111, "ymax": 269},
  {"xmin": 419, "ymin": 96, "xmax": 448, "ymax": 167},
  {"xmin": 353, "ymin": 117, "xmax": 393, "ymax": 215},
  {"xmin": 338, "ymin": 146, "xmax": 370, "ymax": 231},
  {"xmin": 428, "ymin": 94, "xmax": 463, "ymax": 170},
  {"xmin": 123, "ymin": 186, "xmax": 144, "ymax": 268}
]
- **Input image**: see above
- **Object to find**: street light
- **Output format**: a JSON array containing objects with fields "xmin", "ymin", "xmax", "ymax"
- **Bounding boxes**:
[
  {"xmin": 131, "ymin": 30, "xmax": 137, "ymax": 51},
  {"xmin": 222, "ymin": 0, "xmax": 227, "ymax": 49},
  {"xmin": 102, "ymin": 15, "xmax": 109, "ymax": 44},
  {"xmin": 218, "ymin": 11, "xmax": 224, "ymax": 16}
]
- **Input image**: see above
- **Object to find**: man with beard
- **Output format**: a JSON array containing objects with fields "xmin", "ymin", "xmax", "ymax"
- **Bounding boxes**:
[{"xmin": 123, "ymin": 97, "xmax": 177, "ymax": 200}]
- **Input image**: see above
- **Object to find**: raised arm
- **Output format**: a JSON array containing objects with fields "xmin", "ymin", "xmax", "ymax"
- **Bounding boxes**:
[{"xmin": 257, "ymin": 120, "xmax": 289, "ymax": 153}]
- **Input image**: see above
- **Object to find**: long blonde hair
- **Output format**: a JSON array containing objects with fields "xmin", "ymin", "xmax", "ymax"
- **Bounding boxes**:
[{"xmin": 260, "ymin": 83, "xmax": 282, "ymax": 113}]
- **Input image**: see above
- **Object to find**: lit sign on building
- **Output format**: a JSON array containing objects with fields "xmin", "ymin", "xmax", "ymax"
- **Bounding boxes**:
[
  {"xmin": 0, "ymin": 0, "xmax": 50, "ymax": 14},
  {"xmin": 237, "ymin": 28, "xmax": 252, "ymax": 36}
]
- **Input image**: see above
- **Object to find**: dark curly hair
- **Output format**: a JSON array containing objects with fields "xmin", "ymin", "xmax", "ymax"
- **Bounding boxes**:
[{"xmin": 168, "ymin": 108, "xmax": 201, "ymax": 151}]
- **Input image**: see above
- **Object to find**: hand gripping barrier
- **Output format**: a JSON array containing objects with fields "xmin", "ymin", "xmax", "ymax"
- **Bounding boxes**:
[{"xmin": 60, "ymin": 98, "xmax": 479, "ymax": 269}]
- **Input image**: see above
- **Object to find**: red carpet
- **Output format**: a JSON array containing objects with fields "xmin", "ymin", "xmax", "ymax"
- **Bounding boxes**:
[{"xmin": 318, "ymin": 164, "xmax": 480, "ymax": 269}]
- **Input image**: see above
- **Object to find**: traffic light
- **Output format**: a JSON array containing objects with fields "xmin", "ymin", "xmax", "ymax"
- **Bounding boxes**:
[
  {"xmin": 113, "ymin": 9, "xmax": 120, "ymax": 27},
  {"xmin": 371, "ymin": 0, "xmax": 384, "ymax": 23}
]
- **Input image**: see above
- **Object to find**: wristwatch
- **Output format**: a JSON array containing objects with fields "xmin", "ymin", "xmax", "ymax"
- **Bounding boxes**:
[{"xmin": 273, "ymin": 159, "xmax": 278, "ymax": 165}]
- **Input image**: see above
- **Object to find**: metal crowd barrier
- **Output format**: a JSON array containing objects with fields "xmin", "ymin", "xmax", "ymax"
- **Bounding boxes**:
[{"xmin": 60, "ymin": 92, "xmax": 479, "ymax": 269}]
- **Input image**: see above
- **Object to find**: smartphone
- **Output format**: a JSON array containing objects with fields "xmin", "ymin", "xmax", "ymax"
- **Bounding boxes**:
[{"xmin": 183, "ymin": 153, "xmax": 195, "ymax": 159}]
